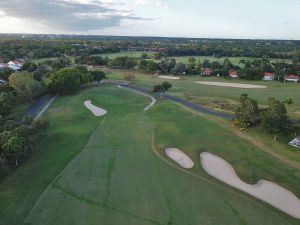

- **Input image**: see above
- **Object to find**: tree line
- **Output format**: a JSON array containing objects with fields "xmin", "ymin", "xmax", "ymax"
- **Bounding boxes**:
[
  {"xmin": 234, "ymin": 94, "xmax": 294, "ymax": 140},
  {"xmin": 75, "ymin": 54, "xmax": 300, "ymax": 80}
]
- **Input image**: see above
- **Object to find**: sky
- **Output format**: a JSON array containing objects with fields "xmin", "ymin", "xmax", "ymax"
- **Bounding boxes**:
[{"xmin": 0, "ymin": 0, "xmax": 300, "ymax": 39}]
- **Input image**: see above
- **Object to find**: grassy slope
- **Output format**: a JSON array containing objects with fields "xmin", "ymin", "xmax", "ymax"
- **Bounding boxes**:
[
  {"xmin": 22, "ymin": 87, "xmax": 299, "ymax": 225},
  {"xmin": 0, "ymin": 88, "xmax": 104, "ymax": 225}
]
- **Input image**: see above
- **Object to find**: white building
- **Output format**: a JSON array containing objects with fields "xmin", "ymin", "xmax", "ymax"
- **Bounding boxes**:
[
  {"xmin": 289, "ymin": 138, "xmax": 300, "ymax": 149},
  {"xmin": 285, "ymin": 75, "xmax": 299, "ymax": 83},
  {"xmin": 7, "ymin": 60, "xmax": 23, "ymax": 71}
]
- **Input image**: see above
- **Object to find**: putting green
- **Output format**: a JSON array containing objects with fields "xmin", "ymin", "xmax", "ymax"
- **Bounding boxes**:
[{"xmin": 5, "ymin": 86, "xmax": 300, "ymax": 225}]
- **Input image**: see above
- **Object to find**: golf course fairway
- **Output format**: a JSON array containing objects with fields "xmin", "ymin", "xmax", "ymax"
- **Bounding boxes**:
[{"xmin": 1, "ymin": 86, "xmax": 299, "ymax": 225}]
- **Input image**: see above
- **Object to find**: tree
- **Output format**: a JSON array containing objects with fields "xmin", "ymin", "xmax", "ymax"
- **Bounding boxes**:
[
  {"xmin": 161, "ymin": 81, "xmax": 172, "ymax": 91},
  {"xmin": 235, "ymin": 94, "xmax": 259, "ymax": 127},
  {"xmin": 0, "ymin": 156, "xmax": 10, "ymax": 178},
  {"xmin": 123, "ymin": 73, "xmax": 135, "ymax": 81},
  {"xmin": 1, "ymin": 135, "xmax": 28, "ymax": 167},
  {"xmin": 283, "ymin": 98, "xmax": 294, "ymax": 106},
  {"xmin": 0, "ymin": 92, "xmax": 15, "ymax": 117},
  {"xmin": 49, "ymin": 67, "xmax": 93, "ymax": 94},
  {"xmin": 261, "ymin": 98, "xmax": 290, "ymax": 139},
  {"xmin": 141, "ymin": 53, "xmax": 148, "ymax": 59},
  {"xmin": 0, "ymin": 68, "xmax": 14, "ymax": 80},
  {"xmin": 21, "ymin": 62, "xmax": 38, "ymax": 72},
  {"xmin": 154, "ymin": 52, "xmax": 162, "ymax": 60},
  {"xmin": 152, "ymin": 81, "xmax": 172, "ymax": 100},
  {"xmin": 172, "ymin": 63, "xmax": 186, "ymax": 75},
  {"xmin": 9, "ymin": 72, "xmax": 42, "ymax": 101},
  {"xmin": 187, "ymin": 57, "xmax": 196, "ymax": 74},
  {"xmin": 91, "ymin": 71, "xmax": 107, "ymax": 83}
]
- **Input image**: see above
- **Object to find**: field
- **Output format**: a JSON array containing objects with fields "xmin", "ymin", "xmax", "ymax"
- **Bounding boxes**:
[
  {"xmin": 108, "ymin": 71, "xmax": 300, "ymax": 119},
  {"xmin": 93, "ymin": 50, "xmax": 155, "ymax": 58},
  {"xmin": 0, "ymin": 85, "xmax": 299, "ymax": 225}
]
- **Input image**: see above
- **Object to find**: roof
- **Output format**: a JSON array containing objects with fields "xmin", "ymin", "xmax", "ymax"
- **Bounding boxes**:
[
  {"xmin": 8, "ymin": 60, "xmax": 23, "ymax": 66},
  {"xmin": 203, "ymin": 68, "xmax": 212, "ymax": 72},
  {"xmin": 286, "ymin": 75, "xmax": 299, "ymax": 80},
  {"xmin": 264, "ymin": 72, "xmax": 274, "ymax": 77},
  {"xmin": 229, "ymin": 71, "xmax": 238, "ymax": 75}
]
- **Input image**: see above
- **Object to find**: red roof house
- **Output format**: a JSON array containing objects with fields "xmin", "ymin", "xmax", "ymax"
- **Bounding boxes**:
[
  {"xmin": 263, "ymin": 72, "xmax": 275, "ymax": 81},
  {"xmin": 285, "ymin": 75, "xmax": 299, "ymax": 83},
  {"xmin": 229, "ymin": 71, "xmax": 238, "ymax": 78}
]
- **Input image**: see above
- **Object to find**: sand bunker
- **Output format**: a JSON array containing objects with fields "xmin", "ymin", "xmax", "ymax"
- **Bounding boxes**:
[
  {"xmin": 195, "ymin": 81, "xmax": 266, "ymax": 89},
  {"xmin": 84, "ymin": 100, "xmax": 107, "ymax": 117},
  {"xmin": 158, "ymin": 76, "xmax": 180, "ymax": 80},
  {"xmin": 165, "ymin": 148, "xmax": 194, "ymax": 169},
  {"xmin": 200, "ymin": 152, "xmax": 300, "ymax": 219}
]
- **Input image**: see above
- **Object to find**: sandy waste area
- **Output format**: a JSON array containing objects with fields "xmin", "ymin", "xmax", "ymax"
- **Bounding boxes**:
[
  {"xmin": 158, "ymin": 76, "xmax": 180, "ymax": 80},
  {"xmin": 195, "ymin": 81, "xmax": 266, "ymax": 89},
  {"xmin": 200, "ymin": 152, "xmax": 300, "ymax": 219}
]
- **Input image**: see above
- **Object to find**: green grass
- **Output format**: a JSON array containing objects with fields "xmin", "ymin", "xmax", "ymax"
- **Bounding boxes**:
[
  {"xmin": 0, "ymin": 88, "xmax": 104, "ymax": 225},
  {"xmin": 107, "ymin": 70, "xmax": 300, "ymax": 116},
  {"xmin": 93, "ymin": 50, "xmax": 156, "ymax": 58},
  {"xmin": 0, "ymin": 86, "xmax": 297, "ymax": 224},
  {"xmin": 32, "ymin": 57, "xmax": 75, "ymax": 64}
]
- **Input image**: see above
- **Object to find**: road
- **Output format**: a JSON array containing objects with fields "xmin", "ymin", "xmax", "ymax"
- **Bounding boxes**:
[
  {"xmin": 25, "ymin": 95, "xmax": 55, "ymax": 119},
  {"xmin": 119, "ymin": 84, "xmax": 232, "ymax": 119}
]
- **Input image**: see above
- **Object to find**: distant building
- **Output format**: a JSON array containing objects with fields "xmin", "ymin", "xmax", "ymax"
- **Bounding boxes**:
[
  {"xmin": 202, "ymin": 68, "xmax": 213, "ymax": 76},
  {"xmin": 8, "ymin": 60, "xmax": 23, "ymax": 71},
  {"xmin": 289, "ymin": 137, "xmax": 300, "ymax": 149},
  {"xmin": 263, "ymin": 72, "xmax": 275, "ymax": 81},
  {"xmin": 229, "ymin": 71, "xmax": 239, "ymax": 78},
  {"xmin": 285, "ymin": 75, "xmax": 299, "ymax": 83}
]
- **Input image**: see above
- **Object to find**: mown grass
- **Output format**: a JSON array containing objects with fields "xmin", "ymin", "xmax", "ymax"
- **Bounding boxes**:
[
  {"xmin": 0, "ymin": 87, "xmax": 105, "ymax": 225},
  {"xmin": 9, "ymin": 87, "xmax": 298, "ymax": 225}
]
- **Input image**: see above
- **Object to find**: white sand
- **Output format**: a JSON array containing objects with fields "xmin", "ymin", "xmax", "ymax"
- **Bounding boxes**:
[
  {"xmin": 165, "ymin": 148, "xmax": 194, "ymax": 169},
  {"xmin": 200, "ymin": 152, "xmax": 300, "ymax": 219},
  {"xmin": 84, "ymin": 100, "xmax": 107, "ymax": 117},
  {"xmin": 158, "ymin": 76, "xmax": 180, "ymax": 80},
  {"xmin": 195, "ymin": 81, "xmax": 266, "ymax": 89},
  {"xmin": 117, "ymin": 85, "xmax": 156, "ymax": 111}
]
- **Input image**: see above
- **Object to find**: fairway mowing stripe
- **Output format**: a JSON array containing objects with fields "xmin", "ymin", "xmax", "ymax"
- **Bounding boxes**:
[
  {"xmin": 150, "ymin": 132, "xmax": 294, "ymax": 217},
  {"xmin": 23, "ymin": 117, "xmax": 108, "ymax": 224},
  {"xmin": 157, "ymin": 167, "xmax": 173, "ymax": 225},
  {"xmin": 51, "ymin": 183, "xmax": 163, "ymax": 225}
]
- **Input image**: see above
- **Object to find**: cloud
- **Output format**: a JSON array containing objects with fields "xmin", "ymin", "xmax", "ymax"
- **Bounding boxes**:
[
  {"xmin": 0, "ymin": 0, "xmax": 151, "ymax": 32},
  {"xmin": 134, "ymin": 0, "xmax": 168, "ymax": 10}
]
